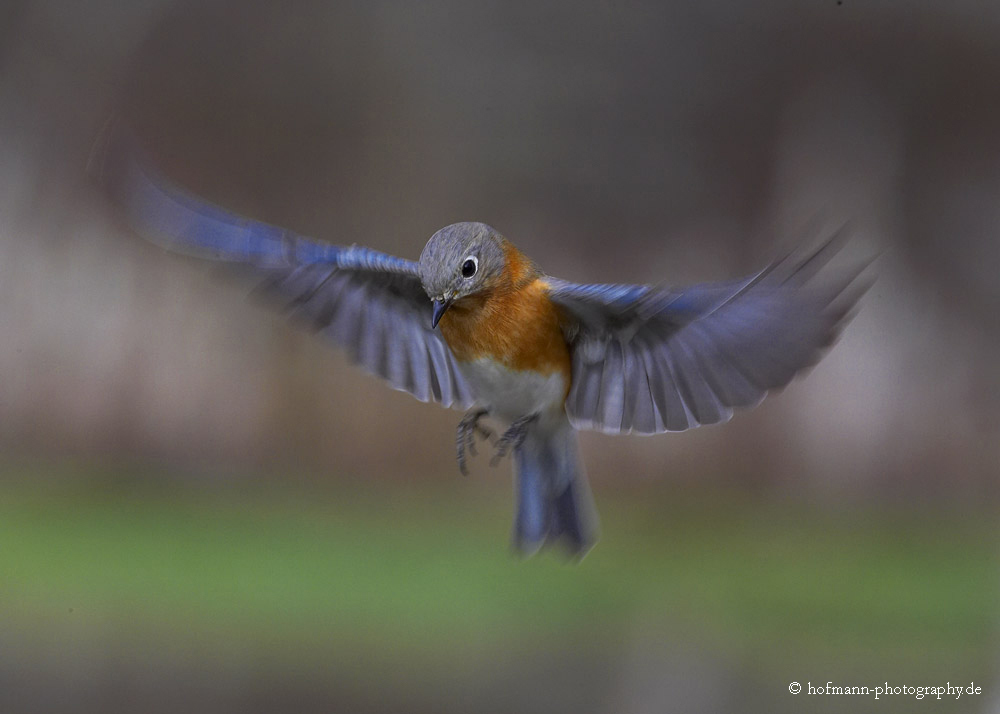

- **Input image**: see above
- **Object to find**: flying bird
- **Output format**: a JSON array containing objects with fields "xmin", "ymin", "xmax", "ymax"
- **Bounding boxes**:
[{"xmin": 95, "ymin": 125, "xmax": 869, "ymax": 558}]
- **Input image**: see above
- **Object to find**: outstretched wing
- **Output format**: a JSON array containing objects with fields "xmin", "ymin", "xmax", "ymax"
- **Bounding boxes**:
[
  {"xmin": 95, "ymin": 124, "xmax": 474, "ymax": 409},
  {"xmin": 547, "ymin": 233, "xmax": 870, "ymax": 434}
]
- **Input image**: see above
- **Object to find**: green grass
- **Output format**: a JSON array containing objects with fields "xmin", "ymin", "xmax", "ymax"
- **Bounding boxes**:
[{"xmin": 1, "ymin": 468, "xmax": 996, "ymax": 691}]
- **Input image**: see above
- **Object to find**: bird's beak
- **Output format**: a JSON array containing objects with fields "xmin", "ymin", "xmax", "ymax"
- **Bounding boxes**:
[{"xmin": 431, "ymin": 296, "xmax": 454, "ymax": 329}]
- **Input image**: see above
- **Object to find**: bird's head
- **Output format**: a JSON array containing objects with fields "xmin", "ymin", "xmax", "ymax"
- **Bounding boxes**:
[{"xmin": 419, "ymin": 222, "xmax": 508, "ymax": 328}]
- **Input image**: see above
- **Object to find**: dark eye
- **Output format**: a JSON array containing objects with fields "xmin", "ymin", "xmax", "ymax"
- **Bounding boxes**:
[{"xmin": 461, "ymin": 256, "xmax": 478, "ymax": 278}]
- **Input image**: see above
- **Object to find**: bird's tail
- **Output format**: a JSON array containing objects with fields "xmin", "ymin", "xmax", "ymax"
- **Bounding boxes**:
[{"xmin": 512, "ymin": 416, "xmax": 599, "ymax": 558}]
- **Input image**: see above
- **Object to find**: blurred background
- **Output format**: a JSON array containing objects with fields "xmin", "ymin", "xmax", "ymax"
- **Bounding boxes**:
[{"xmin": 1, "ymin": 0, "xmax": 998, "ymax": 712}]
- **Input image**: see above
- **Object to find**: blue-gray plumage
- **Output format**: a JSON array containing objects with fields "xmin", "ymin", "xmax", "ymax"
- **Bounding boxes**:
[
  {"xmin": 93, "ymin": 122, "xmax": 870, "ymax": 558},
  {"xmin": 546, "ymin": 232, "xmax": 863, "ymax": 434}
]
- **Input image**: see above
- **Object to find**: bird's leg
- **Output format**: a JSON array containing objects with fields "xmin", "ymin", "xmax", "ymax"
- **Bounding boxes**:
[
  {"xmin": 490, "ymin": 412, "xmax": 539, "ymax": 467},
  {"xmin": 456, "ymin": 407, "xmax": 494, "ymax": 476}
]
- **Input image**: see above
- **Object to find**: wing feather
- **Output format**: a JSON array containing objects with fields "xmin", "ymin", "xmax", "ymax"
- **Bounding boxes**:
[
  {"xmin": 551, "ymin": 237, "xmax": 870, "ymax": 434},
  {"xmin": 97, "ymin": 123, "xmax": 474, "ymax": 410}
]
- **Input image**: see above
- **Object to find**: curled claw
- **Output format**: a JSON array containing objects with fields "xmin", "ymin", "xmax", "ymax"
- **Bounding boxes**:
[
  {"xmin": 456, "ymin": 408, "xmax": 494, "ymax": 476},
  {"xmin": 490, "ymin": 413, "xmax": 539, "ymax": 467}
]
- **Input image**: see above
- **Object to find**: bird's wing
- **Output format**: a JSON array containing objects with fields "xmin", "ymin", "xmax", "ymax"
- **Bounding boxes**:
[
  {"xmin": 96, "ymin": 125, "xmax": 475, "ymax": 410},
  {"xmin": 546, "ymin": 232, "xmax": 870, "ymax": 434}
]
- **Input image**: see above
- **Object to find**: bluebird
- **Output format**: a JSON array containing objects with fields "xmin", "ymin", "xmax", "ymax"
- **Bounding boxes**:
[{"xmin": 96, "ymin": 125, "xmax": 869, "ymax": 558}]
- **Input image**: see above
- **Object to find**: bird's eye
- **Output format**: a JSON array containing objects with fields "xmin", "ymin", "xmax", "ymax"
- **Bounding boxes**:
[{"xmin": 461, "ymin": 256, "xmax": 478, "ymax": 278}]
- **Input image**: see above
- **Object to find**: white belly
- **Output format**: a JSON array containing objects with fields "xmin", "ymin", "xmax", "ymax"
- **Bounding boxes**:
[{"xmin": 458, "ymin": 358, "xmax": 568, "ymax": 423}]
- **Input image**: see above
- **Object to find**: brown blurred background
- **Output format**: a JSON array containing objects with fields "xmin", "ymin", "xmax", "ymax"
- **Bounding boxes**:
[
  {"xmin": 1, "ymin": 1, "xmax": 998, "ymax": 713},
  {"xmin": 2, "ymin": 0, "xmax": 998, "ymax": 492}
]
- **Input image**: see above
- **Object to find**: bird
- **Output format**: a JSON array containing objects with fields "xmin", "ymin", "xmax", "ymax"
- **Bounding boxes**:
[{"xmin": 94, "ymin": 123, "xmax": 870, "ymax": 559}]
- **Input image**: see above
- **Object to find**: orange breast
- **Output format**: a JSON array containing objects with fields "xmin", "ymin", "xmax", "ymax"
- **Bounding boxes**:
[{"xmin": 438, "ymin": 246, "xmax": 572, "ymax": 386}]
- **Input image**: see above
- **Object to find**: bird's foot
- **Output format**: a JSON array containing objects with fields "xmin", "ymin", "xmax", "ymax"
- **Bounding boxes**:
[
  {"xmin": 456, "ymin": 408, "xmax": 494, "ymax": 476},
  {"xmin": 490, "ymin": 413, "xmax": 539, "ymax": 467}
]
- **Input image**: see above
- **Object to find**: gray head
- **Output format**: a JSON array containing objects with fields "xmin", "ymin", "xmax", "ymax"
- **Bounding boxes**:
[{"xmin": 419, "ymin": 222, "xmax": 508, "ymax": 327}]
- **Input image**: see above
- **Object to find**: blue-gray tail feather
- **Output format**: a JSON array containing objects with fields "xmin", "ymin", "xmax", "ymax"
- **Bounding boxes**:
[{"xmin": 512, "ymin": 418, "xmax": 598, "ymax": 558}]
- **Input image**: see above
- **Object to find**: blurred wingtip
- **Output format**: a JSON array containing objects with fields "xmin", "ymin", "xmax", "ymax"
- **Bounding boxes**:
[
  {"xmin": 768, "ymin": 220, "xmax": 883, "ymax": 322},
  {"xmin": 708, "ymin": 220, "xmax": 859, "ymax": 317},
  {"xmin": 825, "ymin": 261, "xmax": 877, "ymax": 324},
  {"xmin": 87, "ymin": 116, "xmax": 151, "ymax": 213},
  {"xmin": 86, "ymin": 115, "xmax": 117, "ymax": 181},
  {"xmin": 87, "ymin": 116, "xmax": 148, "ymax": 189},
  {"xmin": 87, "ymin": 117, "xmax": 253, "ymax": 264},
  {"xmin": 777, "ymin": 219, "xmax": 854, "ymax": 287}
]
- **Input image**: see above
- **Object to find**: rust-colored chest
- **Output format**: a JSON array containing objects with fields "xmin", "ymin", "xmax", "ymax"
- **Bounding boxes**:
[{"xmin": 438, "ymin": 277, "xmax": 572, "ymax": 380}]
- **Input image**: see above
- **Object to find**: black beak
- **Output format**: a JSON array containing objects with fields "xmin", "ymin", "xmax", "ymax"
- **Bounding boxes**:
[{"xmin": 431, "ymin": 297, "xmax": 453, "ymax": 329}]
